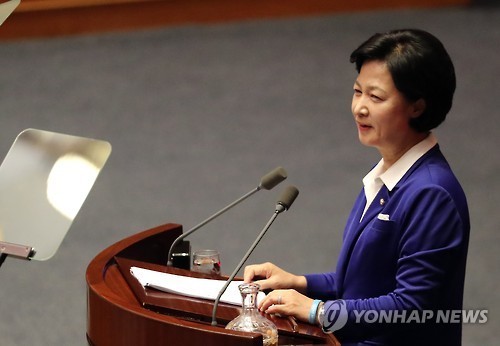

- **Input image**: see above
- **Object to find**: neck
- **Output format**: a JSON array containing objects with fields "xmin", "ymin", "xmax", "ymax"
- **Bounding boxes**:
[{"xmin": 379, "ymin": 132, "xmax": 429, "ymax": 171}]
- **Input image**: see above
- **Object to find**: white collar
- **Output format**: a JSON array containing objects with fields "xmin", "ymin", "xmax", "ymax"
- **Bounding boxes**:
[
  {"xmin": 361, "ymin": 133, "xmax": 437, "ymax": 220},
  {"xmin": 378, "ymin": 133, "xmax": 437, "ymax": 191}
]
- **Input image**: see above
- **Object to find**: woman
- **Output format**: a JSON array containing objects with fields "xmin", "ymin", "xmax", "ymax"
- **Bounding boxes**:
[{"xmin": 244, "ymin": 29, "xmax": 470, "ymax": 346}]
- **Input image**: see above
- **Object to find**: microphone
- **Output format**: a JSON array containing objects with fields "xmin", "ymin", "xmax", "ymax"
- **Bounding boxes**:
[
  {"xmin": 211, "ymin": 185, "xmax": 299, "ymax": 326},
  {"xmin": 167, "ymin": 167, "xmax": 287, "ymax": 266}
]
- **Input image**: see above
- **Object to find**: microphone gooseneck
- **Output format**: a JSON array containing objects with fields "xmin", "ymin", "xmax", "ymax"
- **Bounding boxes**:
[
  {"xmin": 166, "ymin": 167, "xmax": 287, "ymax": 266},
  {"xmin": 211, "ymin": 185, "xmax": 299, "ymax": 326}
]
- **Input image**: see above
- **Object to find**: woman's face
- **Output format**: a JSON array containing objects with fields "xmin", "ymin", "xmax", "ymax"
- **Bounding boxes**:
[{"xmin": 351, "ymin": 60, "xmax": 424, "ymax": 160}]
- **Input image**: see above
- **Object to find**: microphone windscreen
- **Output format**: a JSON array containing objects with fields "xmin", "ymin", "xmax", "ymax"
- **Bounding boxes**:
[
  {"xmin": 259, "ymin": 167, "xmax": 287, "ymax": 190},
  {"xmin": 278, "ymin": 185, "xmax": 299, "ymax": 210}
]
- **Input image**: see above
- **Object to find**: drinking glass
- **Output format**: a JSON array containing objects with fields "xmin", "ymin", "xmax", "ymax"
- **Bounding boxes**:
[{"xmin": 192, "ymin": 250, "xmax": 221, "ymax": 275}]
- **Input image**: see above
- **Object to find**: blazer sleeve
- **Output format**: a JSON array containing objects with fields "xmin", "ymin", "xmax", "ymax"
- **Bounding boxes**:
[{"xmin": 305, "ymin": 272, "xmax": 338, "ymax": 300}]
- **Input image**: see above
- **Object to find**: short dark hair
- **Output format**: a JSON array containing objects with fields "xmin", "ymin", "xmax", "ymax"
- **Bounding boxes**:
[{"xmin": 350, "ymin": 29, "xmax": 456, "ymax": 132}]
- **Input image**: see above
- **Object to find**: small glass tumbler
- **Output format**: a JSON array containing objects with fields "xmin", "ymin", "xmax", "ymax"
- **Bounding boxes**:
[{"xmin": 192, "ymin": 249, "xmax": 221, "ymax": 275}]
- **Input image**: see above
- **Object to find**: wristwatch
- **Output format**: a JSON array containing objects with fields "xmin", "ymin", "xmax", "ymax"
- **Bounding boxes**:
[{"xmin": 316, "ymin": 301, "xmax": 325, "ymax": 327}]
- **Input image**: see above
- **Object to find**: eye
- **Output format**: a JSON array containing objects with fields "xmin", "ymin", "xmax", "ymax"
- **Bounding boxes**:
[
  {"xmin": 370, "ymin": 93, "xmax": 383, "ymax": 102},
  {"xmin": 353, "ymin": 88, "xmax": 362, "ymax": 96}
]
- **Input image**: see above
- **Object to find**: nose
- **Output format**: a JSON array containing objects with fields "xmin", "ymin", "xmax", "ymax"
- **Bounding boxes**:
[{"xmin": 352, "ymin": 97, "xmax": 368, "ymax": 118}]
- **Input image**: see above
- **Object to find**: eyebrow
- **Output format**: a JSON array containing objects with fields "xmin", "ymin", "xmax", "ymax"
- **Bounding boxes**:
[{"xmin": 354, "ymin": 80, "xmax": 387, "ymax": 94}]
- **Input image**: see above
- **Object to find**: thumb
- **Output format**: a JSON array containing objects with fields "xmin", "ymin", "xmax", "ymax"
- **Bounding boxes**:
[{"xmin": 252, "ymin": 278, "xmax": 273, "ymax": 291}]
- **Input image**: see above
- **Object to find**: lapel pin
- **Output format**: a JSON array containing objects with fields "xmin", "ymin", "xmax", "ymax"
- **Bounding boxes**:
[{"xmin": 379, "ymin": 198, "xmax": 385, "ymax": 206}]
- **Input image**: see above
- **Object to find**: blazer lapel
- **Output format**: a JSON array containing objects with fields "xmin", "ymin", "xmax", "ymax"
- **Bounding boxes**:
[{"xmin": 335, "ymin": 186, "xmax": 390, "ymax": 297}]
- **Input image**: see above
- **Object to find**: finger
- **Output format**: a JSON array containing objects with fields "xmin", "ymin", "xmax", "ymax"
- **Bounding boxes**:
[
  {"xmin": 261, "ymin": 294, "xmax": 288, "ymax": 316},
  {"xmin": 243, "ymin": 264, "xmax": 268, "ymax": 283},
  {"xmin": 259, "ymin": 298, "xmax": 274, "ymax": 312},
  {"xmin": 259, "ymin": 291, "xmax": 283, "ymax": 311},
  {"xmin": 263, "ymin": 303, "xmax": 285, "ymax": 315},
  {"xmin": 252, "ymin": 278, "xmax": 273, "ymax": 291},
  {"xmin": 243, "ymin": 266, "xmax": 255, "ymax": 283}
]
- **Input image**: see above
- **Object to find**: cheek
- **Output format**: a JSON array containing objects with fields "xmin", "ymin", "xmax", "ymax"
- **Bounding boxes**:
[
  {"xmin": 379, "ymin": 104, "xmax": 411, "ymax": 127},
  {"xmin": 379, "ymin": 113, "xmax": 413, "ymax": 139},
  {"xmin": 392, "ymin": 107, "xmax": 414, "ymax": 128}
]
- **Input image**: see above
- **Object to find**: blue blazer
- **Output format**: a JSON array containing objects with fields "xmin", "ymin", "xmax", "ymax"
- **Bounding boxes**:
[{"xmin": 305, "ymin": 145, "xmax": 470, "ymax": 346}]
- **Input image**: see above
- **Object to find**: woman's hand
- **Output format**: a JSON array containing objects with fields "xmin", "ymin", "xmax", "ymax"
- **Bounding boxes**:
[
  {"xmin": 259, "ymin": 289, "xmax": 313, "ymax": 323},
  {"xmin": 244, "ymin": 262, "xmax": 314, "ymax": 323},
  {"xmin": 243, "ymin": 262, "xmax": 307, "ymax": 292}
]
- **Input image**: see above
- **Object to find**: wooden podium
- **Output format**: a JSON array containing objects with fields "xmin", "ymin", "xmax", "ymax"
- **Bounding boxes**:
[{"xmin": 86, "ymin": 223, "xmax": 340, "ymax": 345}]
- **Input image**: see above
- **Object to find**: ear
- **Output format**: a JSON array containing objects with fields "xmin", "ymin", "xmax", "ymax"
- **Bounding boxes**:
[{"xmin": 410, "ymin": 98, "xmax": 426, "ymax": 118}]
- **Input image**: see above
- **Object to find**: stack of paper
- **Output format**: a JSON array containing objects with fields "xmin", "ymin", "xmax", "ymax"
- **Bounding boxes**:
[{"xmin": 130, "ymin": 266, "xmax": 265, "ymax": 306}]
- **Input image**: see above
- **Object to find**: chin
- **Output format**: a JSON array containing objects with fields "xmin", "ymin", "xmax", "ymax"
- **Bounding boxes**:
[{"xmin": 358, "ymin": 135, "xmax": 376, "ymax": 148}]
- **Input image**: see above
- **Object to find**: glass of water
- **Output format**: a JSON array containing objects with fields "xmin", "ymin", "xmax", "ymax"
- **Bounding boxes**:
[{"xmin": 192, "ymin": 250, "xmax": 221, "ymax": 275}]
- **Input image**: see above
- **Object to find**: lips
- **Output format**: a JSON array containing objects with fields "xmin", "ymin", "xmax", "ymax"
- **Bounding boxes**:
[{"xmin": 357, "ymin": 122, "xmax": 372, "ymax": 131}]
